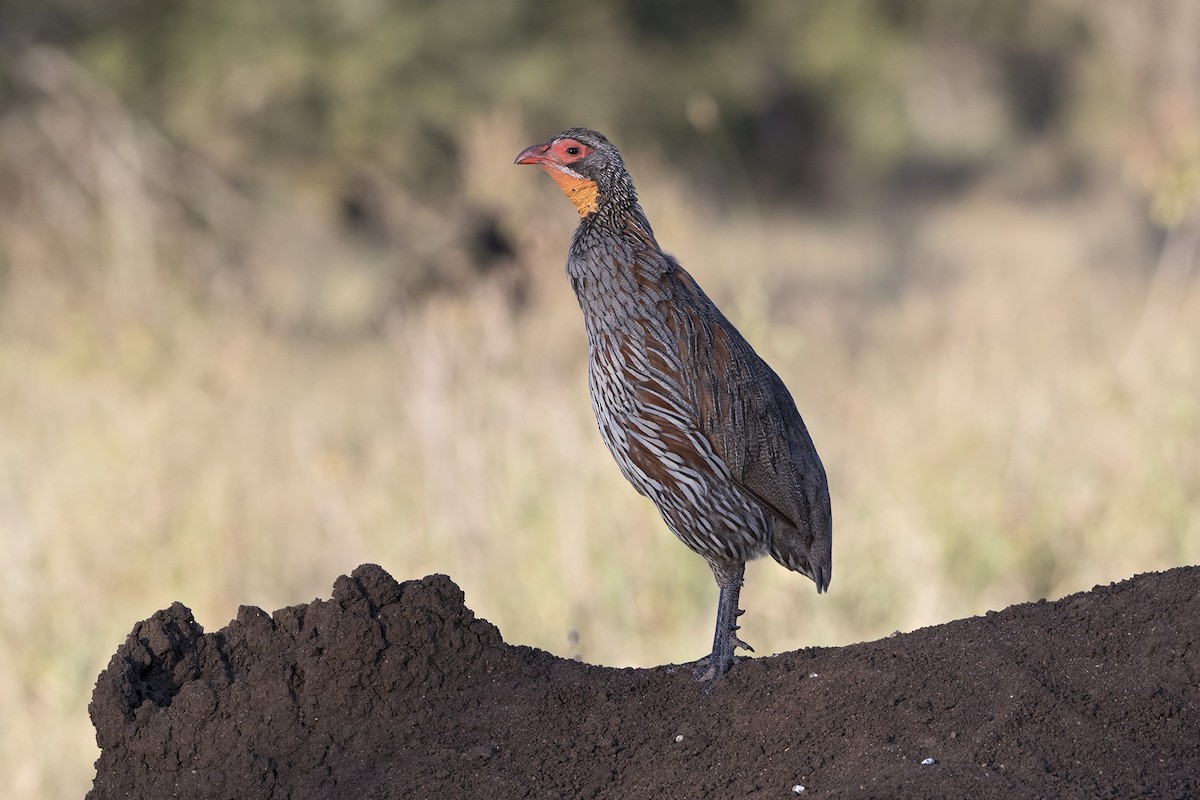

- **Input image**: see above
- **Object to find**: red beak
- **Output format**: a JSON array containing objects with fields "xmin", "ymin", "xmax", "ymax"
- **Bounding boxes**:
[{"xmin": 515, "ymin": 141, "xmax": 552, "ymax": 165}]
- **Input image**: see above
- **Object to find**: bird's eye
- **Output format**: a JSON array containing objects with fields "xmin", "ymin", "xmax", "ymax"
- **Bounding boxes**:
[{"xmin": 565, "ymin": 146, "xmax": 581, "ymax": 156}]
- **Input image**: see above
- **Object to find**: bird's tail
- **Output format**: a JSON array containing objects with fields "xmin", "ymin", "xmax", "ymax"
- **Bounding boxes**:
[{"xmin": 769, "ymin": 521, "xmax": 832, "ymax": 593}]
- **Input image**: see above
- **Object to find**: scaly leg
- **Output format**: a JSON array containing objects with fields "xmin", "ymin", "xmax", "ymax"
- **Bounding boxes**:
[{"xmin": 693, "ymin": 560, "xmax": 753, "ymax": 681}]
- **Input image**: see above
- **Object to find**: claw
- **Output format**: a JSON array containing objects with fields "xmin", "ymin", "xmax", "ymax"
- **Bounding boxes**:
[{"xmin": 735, "ymin": 638, "xmax": 755, "ymax": 653}]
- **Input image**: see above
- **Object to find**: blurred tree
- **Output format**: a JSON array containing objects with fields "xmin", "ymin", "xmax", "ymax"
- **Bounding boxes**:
[
  {"xmin": 0, "ymin": 0, "xmax": 1192, "ymax": 316},
  {"xmin": 0, "ymin": 0, "xmax": 1101, "ymax": 204}
]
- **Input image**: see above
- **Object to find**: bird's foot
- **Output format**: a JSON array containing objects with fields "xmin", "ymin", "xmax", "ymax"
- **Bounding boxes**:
[
  {"xmin": 691, "ymin": 654, "xmax": 728, "ymax": 682},
  {"xmin": 690, "ymin": 628, "xmax": 754, "ymax": 682},
  {"xmin": 691, "ymin": 650, "xmax": 752, "ymax": 682}
]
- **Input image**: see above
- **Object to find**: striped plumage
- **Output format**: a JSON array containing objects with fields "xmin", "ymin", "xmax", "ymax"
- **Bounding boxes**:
[{"xmin": 517, "ymin": 128, "xmax": 832, "ymax": 679}]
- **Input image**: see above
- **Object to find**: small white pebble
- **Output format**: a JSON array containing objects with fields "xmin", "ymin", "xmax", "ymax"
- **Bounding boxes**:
[
  {"xmin": 921, "ymin": 757, "xmax": 936, "ymax": 766},
  {"xmin": 674, "ymin": 734, "xmax": 683, "ymax": 743},
  {"xmin": 808, "ymin": 673, "xmax": 819, "ymax": 678},
  {"xmin": 792, "ymin": 785, "xmax": 806, "ymax": 794}
]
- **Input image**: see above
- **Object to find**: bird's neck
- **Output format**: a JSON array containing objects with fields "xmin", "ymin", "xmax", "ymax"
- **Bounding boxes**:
[
  {"xmin": 574, "ymin": 193, "xmax": 656, "ymax": 245},
  {"xmin": 567, "ymin": 202, "xmax": 669, "ymax": 327},
  {"xmin": 543, "ymin": 168, "xmax": 600, "ymax": 217}
]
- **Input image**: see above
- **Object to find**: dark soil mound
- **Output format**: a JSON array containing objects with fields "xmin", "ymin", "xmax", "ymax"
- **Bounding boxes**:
[{"xmin": 88, "ymin": 564, "xmax": 1200, "ymax": 799}]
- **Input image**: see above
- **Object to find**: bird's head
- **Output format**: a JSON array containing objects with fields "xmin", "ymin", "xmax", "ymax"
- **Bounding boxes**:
[{"xmin": 514, "ymin": 128, "xmax": 633, "ymax": 217}]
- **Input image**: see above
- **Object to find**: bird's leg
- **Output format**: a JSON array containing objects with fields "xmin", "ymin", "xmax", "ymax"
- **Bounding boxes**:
[{"xmin": 693, "ymin": 560, "xmax": 752, "ymax": 681}]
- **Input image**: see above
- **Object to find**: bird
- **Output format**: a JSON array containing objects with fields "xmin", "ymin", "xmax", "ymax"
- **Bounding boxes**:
[{"xmin": 515, "ymin": 128, "xmax": 832, "ymax": 680}]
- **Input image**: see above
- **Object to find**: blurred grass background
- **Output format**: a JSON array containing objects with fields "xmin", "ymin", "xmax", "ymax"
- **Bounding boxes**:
[{"xmin": 1, "ymin": 1, "xmax": 1199, "ymax": 796}]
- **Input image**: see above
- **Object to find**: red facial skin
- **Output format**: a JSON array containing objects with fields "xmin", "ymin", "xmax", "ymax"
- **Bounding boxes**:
[
  {"xmin": 514, "ymin": 138, "xmax": 594, "ymax": 168},
  {"xmin": 515, "ymin": 138, "xmax": 600, "ymax": 216}
]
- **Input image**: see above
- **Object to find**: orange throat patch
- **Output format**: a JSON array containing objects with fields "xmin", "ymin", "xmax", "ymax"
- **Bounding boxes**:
[{"xmin": 542, "ymin": 166, "xmax": 600, "ymax": 216}]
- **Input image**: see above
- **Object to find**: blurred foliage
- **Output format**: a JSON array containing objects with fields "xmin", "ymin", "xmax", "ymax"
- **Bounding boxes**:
[
  {"xmin": 4, "ymin": 0, "xmax": 1198, "ymax": 309},
  {"xmin": 2, "ymin": 0, "xmax": 1099, "ymax": 202},
  {"xmin": 6, "ymin": 0, "xmax": 1186, "ymax": 331}
]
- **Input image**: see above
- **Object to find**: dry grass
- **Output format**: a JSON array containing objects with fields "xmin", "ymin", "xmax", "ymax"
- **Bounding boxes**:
[{"xmin": 2, "ymin": 57, "xmax": 1199, "ymax": 800}]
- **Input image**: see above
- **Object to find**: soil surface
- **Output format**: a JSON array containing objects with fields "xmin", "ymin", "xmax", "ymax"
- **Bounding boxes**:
[{"xmin": 88, "ymin": 564, "xmax": 1200, "ymax": 799}]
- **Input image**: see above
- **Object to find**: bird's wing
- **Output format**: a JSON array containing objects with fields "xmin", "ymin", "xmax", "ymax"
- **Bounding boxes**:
[{"xmin": 655, "ymin": 258, "xmax": 832, "ymax": 583}]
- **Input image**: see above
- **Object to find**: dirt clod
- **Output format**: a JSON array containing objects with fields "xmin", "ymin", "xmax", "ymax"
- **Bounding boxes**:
[{"xmin": 88, "ymin": 563, "xmax": 1200, "ymax": 798}]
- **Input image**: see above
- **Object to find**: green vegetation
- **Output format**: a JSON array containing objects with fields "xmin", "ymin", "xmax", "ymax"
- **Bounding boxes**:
[{"xmin": 1, "ymin": 2, "xmax": 1198, "ymax": 797}]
